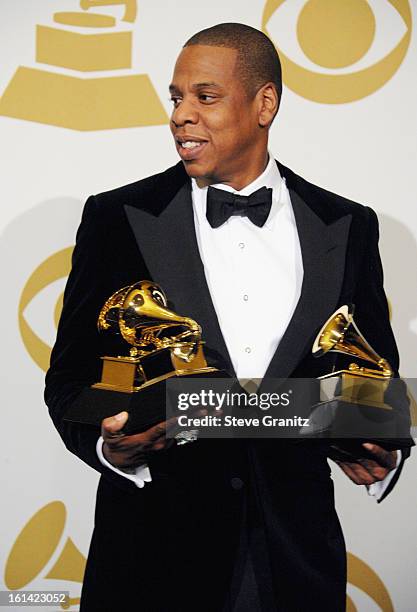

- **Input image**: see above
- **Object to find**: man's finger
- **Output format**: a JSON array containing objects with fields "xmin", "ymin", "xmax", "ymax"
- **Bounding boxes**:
[
  {"xmin": 142, "ymin": 411, "xmax": 204, "ymax": 443},
  {"xmin": 101, "ymin": 411, "xmax": 129, "ymax": 438},
  {"xmin": 338, "ymin": 456, "xmax": 394, "ymax": 484},
  {"xmin": 120, "ymin": 415, "xmax": 180, "ymax": 448},
  {"xmin": 336, "ymin": 461, "xmax": 363, "ymax": 485},
  {"xmin": 337, "ymin": 460, "xmax": 380, "ymax": 485},
  {"xmin": 347, "ymin": 462, "xmax": 377, "ymax": 484},
  {"xmin": 362, "ymin": 443, "xmax": 397, "ymax": 469},
  {"xmin": 144, "ymin": 417, "xmax": 176, "ymax": 441},
  {"xmin": 355, "ymin": 459, "xmax": 390, "ymax": 481}
]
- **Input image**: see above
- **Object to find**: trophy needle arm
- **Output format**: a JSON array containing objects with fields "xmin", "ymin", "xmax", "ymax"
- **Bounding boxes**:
[{"xmin": 97, "ymin": 285, "xmax": 131, "ymax": 331}]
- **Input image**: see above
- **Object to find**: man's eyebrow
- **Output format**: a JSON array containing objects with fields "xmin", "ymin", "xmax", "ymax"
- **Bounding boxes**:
[
  {"xmin": 169, "ymin": 82, "xmax": 223, "ymax": 93},
  {"xmin": 191, "ymin": 82, "xmax": 222, "ymax": 90}
]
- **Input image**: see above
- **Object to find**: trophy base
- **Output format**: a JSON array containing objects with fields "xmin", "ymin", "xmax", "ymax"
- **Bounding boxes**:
[
  {"xmin": 300, "ymin": 399, "xmax": 413, "ymax": 460},
  {"xmin": 92, "ymin": 367, "xmax": 218, "ymax": 393},
  {"xmin": 91, "ymin": 345, "xmax": 217, "ymax": 392},
  {"xmin": 325, "ymin": 439, "xmax": 406, "ymax": 462},
  {"xmin": 319, "ymin": 372, "xmax": 391, "ymax": 410},
  {"xmin": 64, "ymin": 369, "xmax": 230, "ymax": 434},
  {"xmin": 64, "ymin": 385, "xmax": 166, "ymax": 433}
]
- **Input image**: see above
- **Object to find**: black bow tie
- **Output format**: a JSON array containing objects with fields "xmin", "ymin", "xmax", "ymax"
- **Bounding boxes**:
[{"xmin": 206, "ymin": 186, "xmax": 273, "ymax": 229}]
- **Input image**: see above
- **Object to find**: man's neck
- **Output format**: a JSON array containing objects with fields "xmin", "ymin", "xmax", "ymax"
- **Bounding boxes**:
[{"xmin": 195, "ymin": 151, "xmax": 270, "ymax": 191}]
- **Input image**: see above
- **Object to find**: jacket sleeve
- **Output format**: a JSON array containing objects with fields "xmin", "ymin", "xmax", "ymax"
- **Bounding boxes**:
[
  {"xmin": 353, "ymin": 207, "xmax": 399, "ymax": 372},
  {"xmin": 44, "ymin": 195, "xmax": 139, "ymax": 492},
  {"xmin": 351, "ymin": 206, "xmax": 414, "ymax": 501}
]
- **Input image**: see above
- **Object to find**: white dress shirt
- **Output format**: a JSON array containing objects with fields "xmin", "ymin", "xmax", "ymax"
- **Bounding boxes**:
[
  {"xmin": 191, "ymin": 155, "xmax": 302, "ymax": 378},
  {"xmin": 96, "ymin": 155, "xmax": 398, "ymax": 498}
]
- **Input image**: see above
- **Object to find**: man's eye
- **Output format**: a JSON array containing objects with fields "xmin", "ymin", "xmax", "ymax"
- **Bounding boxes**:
[
  {"xmin": 199, "ymin": 94, "xmax": 215, "ymax": 103},
  {"xmin": 170, "ymin": 97, "xmax": 181, "ymax": 106}
]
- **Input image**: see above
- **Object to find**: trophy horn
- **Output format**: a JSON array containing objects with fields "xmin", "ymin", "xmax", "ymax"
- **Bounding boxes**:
[
  {"xmin": 119, "ymin": 281, "xmax": 201, "ymax": 355},
  {"xmin": 122, "ymin": 281, "xmax": 200, "ymax": 332},
  {"xmin": 312, "ymin": 305, "xmax": 392, "ymax": 378}
]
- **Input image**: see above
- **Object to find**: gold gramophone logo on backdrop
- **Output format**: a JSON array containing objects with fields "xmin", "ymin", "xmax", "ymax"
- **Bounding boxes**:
[
  {"xmin": 0, "ymin": 0, "xmax": 168, "ymax": 130},
  {"xmin": 3, "ymin": 501, "xmax": 394, "ymax": 611},
  {"xmin": 4, "ymin": 502, "xmax": 86, "ymax": 610},
  {"xmin": 262, "ymin": 0, "xmax": 412, "ymax": 103}
]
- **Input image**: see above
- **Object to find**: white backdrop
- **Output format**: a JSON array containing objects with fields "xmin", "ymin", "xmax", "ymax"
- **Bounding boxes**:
[{"xmin": 1, "ymin": 1, "xmax": 416, "ymax": 610}]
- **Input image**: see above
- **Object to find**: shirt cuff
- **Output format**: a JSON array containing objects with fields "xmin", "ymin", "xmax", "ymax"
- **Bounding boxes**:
[
  {"xmin": 96, "ymin": 436, "xmax": 152, "ymax": 489},
  {"xmin": 367, "ymin": 450, "xmax": 402, "ymax": 501}
]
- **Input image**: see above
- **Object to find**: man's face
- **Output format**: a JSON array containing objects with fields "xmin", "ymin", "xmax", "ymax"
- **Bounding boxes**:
[{"xmin": 169, "ymin": 45, "xmax": 264, "ymax": 188}]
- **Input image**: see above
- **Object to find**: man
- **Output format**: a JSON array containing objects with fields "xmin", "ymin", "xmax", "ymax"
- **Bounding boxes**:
[{"xmin": 45, "ymin": 23, "xmax": 411, "ymax": 612}]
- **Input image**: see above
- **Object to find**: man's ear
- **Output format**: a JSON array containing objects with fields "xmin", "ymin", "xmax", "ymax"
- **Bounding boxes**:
[{"xmin": 257, "ymin": 83, "xmax": 279, "ymax": 128}]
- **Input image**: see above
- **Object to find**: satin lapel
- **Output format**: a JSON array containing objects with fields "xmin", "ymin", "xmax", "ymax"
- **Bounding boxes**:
[
  {"xmin": 124, "ymin": 183, "xmax": 234, "ymax": 373},
  {"xmin": 261, "ymin": 189, "xmax": 352, "ymax": 384}
]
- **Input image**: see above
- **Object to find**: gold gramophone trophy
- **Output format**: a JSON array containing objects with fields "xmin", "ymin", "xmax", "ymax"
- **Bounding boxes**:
[
  {"xmin": 307, "ymin": 304, "xmax": 411, "ymax": 457},
  {"xmin": 95, "ymin": 280, "xmax": 217, "ymax": 390},
  {"xmin": 313, "ymin": 304, "xmax": 393, "ymax": 407},
  {"xmin": 64, "ymin": 280, "xmax": 221, "ymax": 434}
]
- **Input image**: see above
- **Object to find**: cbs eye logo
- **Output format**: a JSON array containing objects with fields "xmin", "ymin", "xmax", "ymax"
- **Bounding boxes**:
[
  {"xmin": 18, "ymin": 248, "xmax": 73, "ymax": 371},
  {"xmin": 262, "ymin": 0, "xmax": 412, "ymax": 103}
]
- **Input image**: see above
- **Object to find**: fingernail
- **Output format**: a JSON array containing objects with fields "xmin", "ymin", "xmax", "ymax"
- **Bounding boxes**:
[
  {"xmin": 363, "ymin": 443, "xmax": 373, "ymax": 450},
  {"xmin": 114, "ymin": 411, "xmax": 127, "ymax": 421}
]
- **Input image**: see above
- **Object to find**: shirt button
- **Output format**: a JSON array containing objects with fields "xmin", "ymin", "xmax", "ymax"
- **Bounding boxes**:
[
  {"xmin": 231, "ymin": 477, "xmax": 244, "ymax": 490},
  {"xmin": 238, "ymin": 242, "xmax": 245, "ymax": 249},
  {"xmin": 243, "ymin": 294, "xmax": 249, "ymax": 301},
  {"xmin": 245, "ymin": 347, "xmax": 251, "ymax": 354}
]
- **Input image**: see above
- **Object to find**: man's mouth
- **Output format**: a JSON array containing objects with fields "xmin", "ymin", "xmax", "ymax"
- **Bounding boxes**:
[
  {"xmin": 175, "ymin": 137, "xmax": 208, "ymax": 160},
  {"xmin": 180, "ymin": 140, "xmax": 204, "ymax": 149}
]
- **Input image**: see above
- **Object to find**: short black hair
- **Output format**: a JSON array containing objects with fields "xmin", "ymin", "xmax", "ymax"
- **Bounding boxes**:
[{"xmin": 184, "ymin": 22, "xmax": 282, "ymax": 103}]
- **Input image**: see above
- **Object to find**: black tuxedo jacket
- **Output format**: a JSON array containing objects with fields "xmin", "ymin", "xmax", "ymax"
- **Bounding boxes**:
[{"xmin": 45, "ymin": 161, "xmax": 411, "ymax": 612}]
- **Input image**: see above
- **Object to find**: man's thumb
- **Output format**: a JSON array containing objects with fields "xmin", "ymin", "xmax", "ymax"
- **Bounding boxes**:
[{"xmin": 102, "ymin": 411, "xmax": 129, "ymax": 435}]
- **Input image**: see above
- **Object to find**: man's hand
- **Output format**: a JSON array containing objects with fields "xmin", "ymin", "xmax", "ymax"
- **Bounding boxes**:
[
  {"xmin": 101, "ymin": 411, "xmax": 179, "ymax": 470},
  {"xmin": 336, "ymin": 443, "xmax": 398, "ymax": 485}
]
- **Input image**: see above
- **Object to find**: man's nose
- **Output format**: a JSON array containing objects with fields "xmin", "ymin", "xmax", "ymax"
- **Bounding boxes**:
[{"xmin": 171, "ymin": 98, "xmax": 198, "ymax": 127}]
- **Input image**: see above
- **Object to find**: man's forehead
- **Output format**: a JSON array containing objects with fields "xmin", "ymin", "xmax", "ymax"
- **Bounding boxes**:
[{"xmin": 171, "ymin": 45, "xmax": 239, "ymax": 83}]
